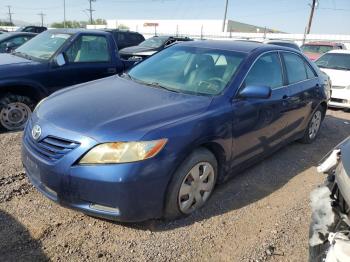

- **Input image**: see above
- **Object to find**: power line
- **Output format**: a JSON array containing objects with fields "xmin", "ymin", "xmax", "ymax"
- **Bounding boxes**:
[
  {"xmin": 6, "ymin": 5, "xmax": 14, "ymax": 25},
  {"xmin": 37, "ymin": 11, "xmax": 46, "ymax": 27}
]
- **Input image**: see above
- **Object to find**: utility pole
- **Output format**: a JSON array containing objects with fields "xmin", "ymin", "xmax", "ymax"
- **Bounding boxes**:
[
  {"xmin": 37, "ymin": 12, "xmax": 46, "ymax": 27},
  {"xmin": 6, "ymin": 5, "xmax": 14, "ymax": 25},
  {"xmin": 306, "ymin": 0, "xmax": 317, "ymax": 34},
  {"xmin": 222, "ymin": 0, "xmax": 229, "ymax": 32},
  {"xmin": 63, "ymin": 0, "xmax": 66, "ymax": 28},
  {"xmin": 86, "ymin": 0, "xmax": 96, "ymax": 24}
]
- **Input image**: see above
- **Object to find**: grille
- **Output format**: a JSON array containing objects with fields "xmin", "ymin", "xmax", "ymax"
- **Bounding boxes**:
[
  {"xmin": 25, "ymin": 124, "xmax": 79, "ymax": 161},
  {"xmin": 331, "ymin": 98, "xmax": 347, "ymax": 104}
]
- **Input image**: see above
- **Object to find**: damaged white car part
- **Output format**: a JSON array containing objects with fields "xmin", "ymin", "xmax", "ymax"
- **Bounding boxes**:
[
  {"xmin": 317, "ymin": 149, "xmax": 341, "ymax": 173},
  {"xmin": 325, "ymin": 232, "xmax": 350, "ymax": 262}
]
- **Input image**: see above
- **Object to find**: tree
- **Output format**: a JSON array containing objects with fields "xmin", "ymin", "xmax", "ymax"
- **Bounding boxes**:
[
  {"xmin": 51, "ymin": 20, "xmax": 87, "ymax": 28},
  {"xmin": 118, "ymin": 24, "xmax": 129, "ymax": 30},
  {"xmin": 51, "ymin": 18, "xmax": 106, "ymax": 28},
  {"xmin": 92, "ymin": 18, "xmax": 106, "ymax": 25},
  {"xmin": 0, "ymin": 20, "xmax": 14, "ymax": 26}
]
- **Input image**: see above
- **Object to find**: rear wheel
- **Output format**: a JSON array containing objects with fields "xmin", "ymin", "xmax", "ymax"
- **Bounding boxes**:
[
  {"xmin": 0, "ymin": 94, "xmax": 35, "ymax": 131},
  {"xmin": 300, "ymin": 107, "xmax": 324, "ymax": 144},
  {"xmin": 164, "ymin": 148, "xmax": 217, "ymax": 219}
]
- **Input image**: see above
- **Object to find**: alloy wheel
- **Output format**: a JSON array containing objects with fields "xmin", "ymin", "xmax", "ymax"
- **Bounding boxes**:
[
  {"xmin": 178, "ymin": 162, "xmax": 215, "ymax": 214},
  {"xmin": 309, "ymin": 111, "xmax": 322, "ymax": 140}
]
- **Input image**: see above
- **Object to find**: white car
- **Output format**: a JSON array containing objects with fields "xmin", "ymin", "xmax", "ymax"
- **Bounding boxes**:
[{"xmin": 315, "ymin": 50, "xmax": 350, "ymax": 109}]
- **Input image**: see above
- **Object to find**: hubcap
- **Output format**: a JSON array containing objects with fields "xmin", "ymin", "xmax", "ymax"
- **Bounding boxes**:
[
  {"xmin": 309, "ymin": 111, "xmax": 322, "ymax": 139},
  {"xmin": 178, "ymin": 162, "xmax": 215, "ymax": 214},
  {"xmin": 0, "ymin": 102, "xmax": 31, "ymax": 130}
]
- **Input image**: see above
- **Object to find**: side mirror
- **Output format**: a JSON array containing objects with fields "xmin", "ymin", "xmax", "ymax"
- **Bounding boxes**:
[
  {"xmin": 54, "ymin": 53, "xmax": 66, "ymax": 67},
  {"xmin": 239, "ymin": 85, "xmax": 272, "ymax": 99},
  {"xmin": 5, "ymin": 42, "xmax": 16, "ymax": 53}
]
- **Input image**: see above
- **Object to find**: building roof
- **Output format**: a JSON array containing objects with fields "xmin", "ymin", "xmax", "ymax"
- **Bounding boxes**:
[{"xmin": 226, "ymin": 20, "xmax": 283, "ymax": 33}]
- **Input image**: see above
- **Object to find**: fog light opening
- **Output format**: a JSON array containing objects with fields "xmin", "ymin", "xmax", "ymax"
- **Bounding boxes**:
[{"xmin": 89, "ymin": 204, "xmax": 120, "ymax": 214}]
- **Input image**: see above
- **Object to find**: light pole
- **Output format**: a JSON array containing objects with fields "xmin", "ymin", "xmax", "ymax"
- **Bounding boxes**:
[
  {"xmin": 63, "ymin": 0, "xmax": 66, "ymax": 28},
  {"xmin": 222, "ymin": 0, "xmax": 229, "ymax": 32}
]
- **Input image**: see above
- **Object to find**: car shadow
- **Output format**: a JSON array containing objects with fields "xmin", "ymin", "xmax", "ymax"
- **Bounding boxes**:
[
  {"xmin": 0, "ymin": 210, "xmax": 48, "ymax": 261},
  {"xmin": 117, "ymin": 111, "xmax": 350, "ymax": 231}
]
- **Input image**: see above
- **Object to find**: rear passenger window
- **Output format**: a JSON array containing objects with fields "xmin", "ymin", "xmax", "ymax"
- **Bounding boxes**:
[
  {"xmin": 282, "ymin": 53, "xmax": 307, "ymax": 84},
  {"xmin": 245, "ymin": 52, "xmax": 283, "ymax": 89},
  {"xmin": 305, "ymin": 62, "xmax": 316, "ymax": 79}
]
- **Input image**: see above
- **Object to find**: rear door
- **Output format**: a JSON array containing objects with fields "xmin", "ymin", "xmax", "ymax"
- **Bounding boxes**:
[
  {"xmin": 280, "ymin": 51, "xmax": 320, "ymax": 138},
  {"xmin": 231, "ymin": 51, "xmax": 291, "ymax": 166}
]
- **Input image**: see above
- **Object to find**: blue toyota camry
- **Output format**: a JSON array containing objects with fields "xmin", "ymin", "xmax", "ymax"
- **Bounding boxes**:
[{"xmin": 22, "ymin": 40, "xmax": 330, "ymax": 222}]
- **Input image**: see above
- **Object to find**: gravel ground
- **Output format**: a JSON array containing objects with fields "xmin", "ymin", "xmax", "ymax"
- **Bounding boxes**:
[{"xmin": 1, "ymin": 109, "xmax": 350, "ymax": 262}]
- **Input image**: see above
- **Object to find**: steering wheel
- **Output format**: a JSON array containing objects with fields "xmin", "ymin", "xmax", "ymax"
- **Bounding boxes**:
[{"xmin": 196, "ymin": 77, "xmax": 226, "ymax": 93}]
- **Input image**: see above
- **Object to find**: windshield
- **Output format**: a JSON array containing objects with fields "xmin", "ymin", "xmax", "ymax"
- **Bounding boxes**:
[
  {"xmin": 301, "ymin": 44, "xmax": 334, "ymax": 54},
  {"xmin": 139, "ymin": 37, "xmax": 168, "ymax": 48},
  {"xmin": 15, "ymin": 31, "xmax": 71, "ymax": 60},
  {"xmin": 128, "ymin": 45, "xmax": 246, "ymax": 96},
  {"xmin": 316, "ymin": 53, "xmax": 350, "ymax": 71}
]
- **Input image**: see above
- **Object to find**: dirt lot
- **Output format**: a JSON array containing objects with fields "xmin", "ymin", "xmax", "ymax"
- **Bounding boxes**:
[{"xmin": 1, "ymin": 109, "xmax": 350, "ymax": 262}]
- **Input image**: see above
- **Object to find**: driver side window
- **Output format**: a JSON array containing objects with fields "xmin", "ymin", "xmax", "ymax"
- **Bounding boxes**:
[
  {"xmin": 245, "ymin": 52, "xmax": 283, "ymax": 89},
  {"xmin": 65, "ymin": 35, "xmax": 110, "ymax": 63}
]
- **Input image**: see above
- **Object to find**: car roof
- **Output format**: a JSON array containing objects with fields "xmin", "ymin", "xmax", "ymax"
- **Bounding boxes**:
[
  {"xmin": 0, "ymin": 32, "xmax": 36, "ymax": 39},
  {"xmin": 303, "ymin": 41, "xmax": 342, "ymax": 46},
  {"xmin": 178, "ymin": 40, "xmax": 293, "ymax": 54},
  {"xmin": 327, "ymin": 49, "xmax": 350, "ymax": 54},
  {"xmin": 265, "ymin": 40, "xmax": 297, "ymax": 44},
  {"xmin": 8, "ymin": 32, "xmax": 36, "ymax": 36},
  {"xmin": 47, "ymin": 28, "xmax": 110, "ymax": 36},
  {"xmin": 103, "ymin": 29, "xmax": 141, "ymax": 34}
]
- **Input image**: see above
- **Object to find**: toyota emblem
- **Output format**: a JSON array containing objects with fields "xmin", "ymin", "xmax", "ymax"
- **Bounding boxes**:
[{"xmin": 31, "ymin": 125, "xmax": 42, "ymax": 140}]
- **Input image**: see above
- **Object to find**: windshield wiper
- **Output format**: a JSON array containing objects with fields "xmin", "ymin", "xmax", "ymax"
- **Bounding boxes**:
[
  {"xmin": 331, "ymin": 66, "xmax": 350, "ymax": 71},
  {"xmin": 12, "ymin": 51, "xmax": 33, "ymax": 60}
]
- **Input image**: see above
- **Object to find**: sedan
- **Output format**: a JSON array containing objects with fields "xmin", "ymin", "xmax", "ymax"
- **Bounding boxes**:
[
  {"xmin": 0, "ymin": 32, "xmax": 36, "ymax": 53},
  {"xmin": 22, "ymin": 40, "xmax": 330, "ymax": 222},
  {"xmin": 315, "ymin": 50, "xmax": 350, "ymax": 109}
]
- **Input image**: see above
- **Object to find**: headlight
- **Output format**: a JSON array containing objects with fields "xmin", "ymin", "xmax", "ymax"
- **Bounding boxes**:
[{"xmin": 79, "ymin": 139, "xmax": 167, "ymax": 164}]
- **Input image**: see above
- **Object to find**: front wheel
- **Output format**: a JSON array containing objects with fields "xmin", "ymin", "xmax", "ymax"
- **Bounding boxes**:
[
  {"xmin": 300, "ymin": 107, "xmax": 324, "ymax": 144},
  {"xmin": 164, "ymin": 148, "xmax": 217, "ymax": 220},
  {"xmin": 0, "ymin": 94, "xmax": 35, "ymax": 131}
]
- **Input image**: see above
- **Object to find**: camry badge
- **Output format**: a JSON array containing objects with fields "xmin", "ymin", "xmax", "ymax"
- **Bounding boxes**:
[{"xmin": 31, "ymin": 125, "xmax": 42, "ymax": 140}]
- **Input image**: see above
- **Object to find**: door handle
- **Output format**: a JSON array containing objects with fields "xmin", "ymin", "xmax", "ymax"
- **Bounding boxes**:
[{"xmin": 107, "ymin": 68, "xmax": 117, "ymax": 74}]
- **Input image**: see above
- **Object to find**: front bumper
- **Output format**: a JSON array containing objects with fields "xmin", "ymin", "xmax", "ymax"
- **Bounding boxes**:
[
  {"xmin": 329, "ymin": 88, "xmax": 350, "ymax": 109},
  {"xmin": 22, "ymin": 122, "xmax": 174, "ymax": 222}
]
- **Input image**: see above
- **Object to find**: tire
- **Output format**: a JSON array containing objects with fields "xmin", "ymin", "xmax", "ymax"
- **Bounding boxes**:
[
  {"xmin": 300, "ymin": 106, "xmax": 325, "ymax": 144},
  {"xmin": 0, "ymin": 94, "xmax": 36, "ymax": 132},
  {"xmin": 164, "ymin": 148, "xmax": 218, "ymax": 220}
]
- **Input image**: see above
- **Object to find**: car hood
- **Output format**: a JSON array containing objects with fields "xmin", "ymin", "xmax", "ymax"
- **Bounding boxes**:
[
  {"xmin": 119, "ymin": 45, "xmax": 158, "ymax": 56},
  {"xmin": 35, "ymin": 76, "xmax": 212, "ymax": 142},
  {"xmin": 0, "ymin": 53, "xmax": 33, "ymax": 66},
  {"xmin": 0, "ymin": 53, "xmax": 42, "ymax": 78},
  {"xmin": 320, "ymin": 68, "xmax": 350, "ymax": 87}
]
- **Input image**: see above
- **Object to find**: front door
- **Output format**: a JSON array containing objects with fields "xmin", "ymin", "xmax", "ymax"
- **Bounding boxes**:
[
  {"xmin": 46, "ymin": 34, "xmax": 116, "ymax": 94},
  {"xmin": 231, "ymin": 52, "xmax": 290, "ymax": 167}
]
